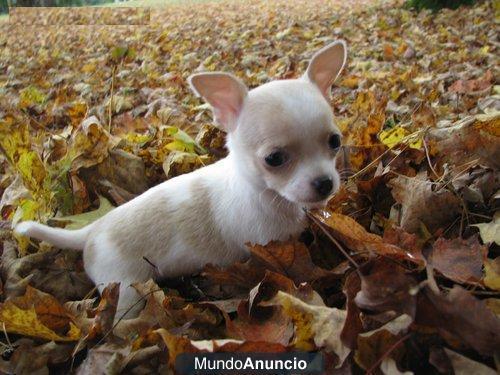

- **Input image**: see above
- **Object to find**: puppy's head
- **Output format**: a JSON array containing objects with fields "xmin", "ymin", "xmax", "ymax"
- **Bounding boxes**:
[{"xmin": 189, "ymin": 41, "xmax": 347, "ymax": 208}]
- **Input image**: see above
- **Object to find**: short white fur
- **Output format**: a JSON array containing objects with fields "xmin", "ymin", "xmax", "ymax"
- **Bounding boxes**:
[{"xmin": 14, "ymin": 40, "xmax": 347, "ymax": 317}]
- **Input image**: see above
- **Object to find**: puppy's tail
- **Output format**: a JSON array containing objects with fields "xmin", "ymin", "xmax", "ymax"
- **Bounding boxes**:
[{"xmin": 14, "ymin": 221, "xmax": 91, "ymax": 250}]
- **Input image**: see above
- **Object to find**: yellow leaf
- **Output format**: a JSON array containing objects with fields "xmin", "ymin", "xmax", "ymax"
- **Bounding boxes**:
[
  {"xmin": 0, "ymin": 286, "xmax": 81, "ymax": 342},
  {"xmin": 17, "ymin": 151, "xmax": 46, "ymax": 190},
  {"xmin": 81, "ymin": 63, "xmax": 96, "ymax": 73},
  {"xmin": 67, "ymin": 102, "xmax": 88, "ymax": 126},
  {"xmin": 340, "ymin": 76, "xmax": 360, "ymax": 89},
  {"xmin": 162, "ymin": 151, "xmax": 211, "ymax": 178},
  {"xmin": 379, "ymin": 126, "xmax": 423, "ymax": 149},
  {"xmin": 484, "ymin": 258, "xmax": 500, "ymax": 291},
  {"xmin": 0, "ymin": 304, "xmax": 80, "ymax": 342},
  {"xmin": 479, "ymin": 46, "xmax": 490, "ymax": 56},
  {"xmin": 0, "ymin": 117, "xmax": 47, "ymax": 192}
]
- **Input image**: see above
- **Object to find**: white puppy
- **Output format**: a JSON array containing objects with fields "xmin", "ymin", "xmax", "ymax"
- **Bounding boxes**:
[{"xmin": 15, "ymin": 41, "xmax": 347, "ymax": 317}]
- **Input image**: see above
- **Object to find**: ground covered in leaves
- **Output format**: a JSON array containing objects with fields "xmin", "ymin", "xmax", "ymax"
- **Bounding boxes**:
[{"xmin": 0, "ymin": 0, "xmax": 499, "ymax": 373}]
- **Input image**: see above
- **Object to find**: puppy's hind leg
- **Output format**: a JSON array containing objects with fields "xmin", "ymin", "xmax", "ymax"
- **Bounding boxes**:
[{"xmin": 84, "ymin": 235, "xmax": 155, "ymax": 320}]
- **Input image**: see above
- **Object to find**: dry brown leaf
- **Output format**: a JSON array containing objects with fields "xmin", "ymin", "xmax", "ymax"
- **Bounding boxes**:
[
  {"xmin": 355, "ymin": 314, "xmax": 412, "ymax": 371},
  {"xmin": 203, "ymin": 240, "xmax": 338, "ymax": 290},
  {"xmin": 388, "ymin": 173, "xmax": 461, "ymax": 234},
  {"xmin": 1, "ymin": 241, "xmax": 93, "ymax": 302},
  {"xmin": 113, "ymin": 279, "xmax": 173, "ymax": 339},
  {"xmin": 225, "ymin": 300, "xmax": 294, "ymax": 345},
  {"xmin": 86, "ymin": 283, "xmax": 119, "ymax": 340},
  {"xmin": 314, "ymin": 210, "xmax": 423, "ymax": 264},
  {"xmin": 80, "ymin": 149, "xmax": 148, "ymax": 195},
  {"xmin": 76, "ymin": 343, "xmax": 131, "ymax": 375},
  {"xmin": 429, "ymin": 115, "xmax": 500, "ymax": 170},
  {"xmin": 428, "ymin": 235, "xmax": 487, "ymax": 284},
  {"xmin": 382, "ymin": 226, "xmax": 425, "ymax": 264},
  {"xmin": 416, "ymin": 286, "xmax": 500, "ymax": 356},
  {"xmin": 2, "ymin": 339, "xmax": 73, "ymax": 375},
  {"xmin": 354, "ymin": 259, "xmax": 417, "ymax": 318},
  {"xmin": 444, "ymin": 348, "xmax": 497, "ymax": 375},
  {"xmin": 448, "ymin": 70, "xmax": 493, "ymax": 94},
  {"xmin": 341, "ymin": 271, "xmax": 363, "ymax": 350}
]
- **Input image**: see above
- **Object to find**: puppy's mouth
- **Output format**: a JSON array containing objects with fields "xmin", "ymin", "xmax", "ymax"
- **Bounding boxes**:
[
  {"xmin": 281, "ymin": 193, "xmax": 330, "ymax": 210},
  {"xmin": 271, "ymin": 189, "xmax": 333, "ymax": 210}
]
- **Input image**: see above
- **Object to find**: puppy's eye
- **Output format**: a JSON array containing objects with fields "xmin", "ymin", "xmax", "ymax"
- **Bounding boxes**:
[
  {"xmin": 265, "ymin": 151, "xmax": 287, "ymax": 167},
  {"xmin": 328, "ymin": 134, "xmax": 341, "ymax": 150}
]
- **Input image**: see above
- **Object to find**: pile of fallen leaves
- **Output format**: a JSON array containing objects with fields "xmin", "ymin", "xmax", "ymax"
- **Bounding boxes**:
[{"xmin": 0, "ymin": 0, "xmax": 499, "ymax": 373}]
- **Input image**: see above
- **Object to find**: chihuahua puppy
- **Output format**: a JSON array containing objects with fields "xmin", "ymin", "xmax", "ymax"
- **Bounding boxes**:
[{"xmin": 15, "ymin": 41, "xmax": 347, "ymax": 317}]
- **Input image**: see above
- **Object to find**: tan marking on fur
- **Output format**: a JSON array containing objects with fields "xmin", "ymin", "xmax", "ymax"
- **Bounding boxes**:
[
  {"xmin": 176, "ymin": 181, "xmax": 235, "ymax": 264},
  {"xmin": 108, "ymin": 193, "xmax": 172, "ymax": 261}
]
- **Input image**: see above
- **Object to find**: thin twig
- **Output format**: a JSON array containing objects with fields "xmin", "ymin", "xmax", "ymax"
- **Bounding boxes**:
[
  {"xmin": 108, "ymin": 65, "xmax": 117, "ymax": 133},
  {"xmin": 349, "ymin": 128, "xmax": 426, "ymax": 180},
  {"xmin": 423, "ymin": 136, "xmax": 440, "ymax": 180},
  {"xmin": 94, "ymin": 288, "xmax": 163, "ymax": 347},
  {"xmin": 467, "ymin": 212, "xmax": 492, "ymax": 220},
  {"xmin": 384, "ymin": 143, "xmax": 409, "ymax": 170},
  {"xmin": 435, "ymin": 158, "xmax": 479, "ymax": 190},
  {"xmin": 441, "ymin": 216, "xmax": 461, "ymax": 238},
  {"xmin": 304, "ymin": 210, "xmax": 359, "ymax": 269},
  {"xmin": 2, "ymin": 323, "xmax": 13, "ymax": 349}
]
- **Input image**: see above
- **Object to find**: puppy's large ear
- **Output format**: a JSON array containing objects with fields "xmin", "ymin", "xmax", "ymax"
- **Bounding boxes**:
[
  {"xmin": 304, "ymin": 40, "xmax": 347, "ymax": 98},
  {"xmin": 188, "ymin": 72, "xmax": 248, "ymax": 132}
]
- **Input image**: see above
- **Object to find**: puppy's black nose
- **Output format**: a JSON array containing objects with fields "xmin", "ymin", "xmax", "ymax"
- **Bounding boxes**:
[{"xmin": 312, "ymin": 176, "xmax": 333, "ymax": 197}]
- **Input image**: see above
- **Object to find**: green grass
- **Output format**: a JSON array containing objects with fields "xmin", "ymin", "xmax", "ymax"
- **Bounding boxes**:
[{"xmin": 404, "ymin": 0, "xmax": 476, "ymax": 11}]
